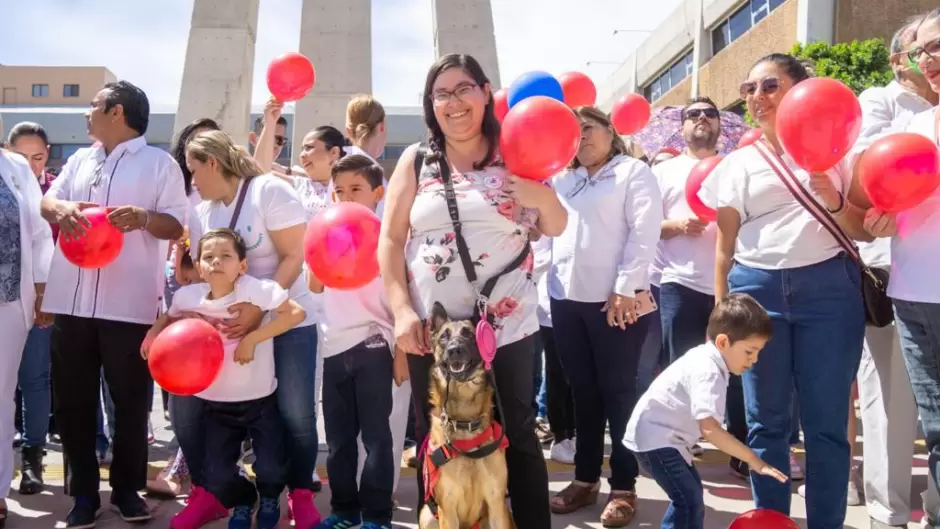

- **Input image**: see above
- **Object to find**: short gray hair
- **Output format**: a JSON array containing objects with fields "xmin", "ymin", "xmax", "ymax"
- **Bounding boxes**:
[
  {"xmin": 913, "ymin": 8, "xmax": 940, "ymax": 40},
  {"xmin": 891, "ymin": 15, "xmax": 924, "ymax": 79}
]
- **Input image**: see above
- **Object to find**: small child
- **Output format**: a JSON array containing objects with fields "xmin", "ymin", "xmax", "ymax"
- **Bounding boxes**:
[
  {"xmin": 142, "ymin": 229, "xmax": 305, "ymax": 529},
  {"xmin": 624, "ymin": 293, "xmax": 787, "ymax": 529},
  {"xmin": 308, "ymin": 155, "xmax": 406, "ymax": 529}
]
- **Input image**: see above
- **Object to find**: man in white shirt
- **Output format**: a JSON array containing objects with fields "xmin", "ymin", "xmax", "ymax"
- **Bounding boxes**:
[{"xmin": 39, "ymin": 80, "xmax": 188, "ymax": 528}]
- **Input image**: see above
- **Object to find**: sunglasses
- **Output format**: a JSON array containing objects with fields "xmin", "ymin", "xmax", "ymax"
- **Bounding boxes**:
[
  {"xmin": 739, "ymin": 77, "xmax": 780, "ymax": 98},
  {"xmin": 274, "ymin": 135, "xmax": 289, "ymax": 147},
  {"xmin": 684, "ymin": 107, "xmax": 720, "ymax": 121},
  {"xmin": 907, "ymin": 37, "xmax": 940, "ymax": 64}
]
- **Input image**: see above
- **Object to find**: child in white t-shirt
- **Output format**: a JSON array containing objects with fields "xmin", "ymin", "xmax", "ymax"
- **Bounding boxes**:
[
  {"xmin": 307, "ymin": 154, "xmax": 404, "ymax": 529},
  {"xmin": 624, "ymin": 293, "xmax": 786, "ymax": 529},
  {"xmin": 142, "ymin": 228, "xmax": 305, "ymax": 529}
]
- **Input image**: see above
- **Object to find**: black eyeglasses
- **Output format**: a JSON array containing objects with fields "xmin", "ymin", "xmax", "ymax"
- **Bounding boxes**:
[
  {"xmin": 739, "ymin": 77, "xmax": 781, "ymax": 98},
  {"xmin": 274, "ymin": 135, "xmax": 289, "ymax": 147},
  {"xmin": 683, "ymin": 108, "xmax": 720, "ymax": 121},
  {"xmin": 908, "ymin": 37, "xmax": 940, "ymax": 64},
  {"xmin": 430, "ymin": 83, "xmax": 479, "ymax": 106}
]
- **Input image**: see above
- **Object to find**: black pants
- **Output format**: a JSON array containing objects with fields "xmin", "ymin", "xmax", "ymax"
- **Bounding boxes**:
[
  {"xmin": 408, "ymin": 335, "xmax": 551, "ymax": 529},
  {"xmin": 540, "ymin": 326, "xmax": 575, "ymax": 442},
  {"xmin": 323, "ymin": 341, "xmax": 394, "ymax": 524},
  {"xmin": 551, "ymin": 298, "xmax": 649, "ymax": 491},
  {"xmin": 202, "ymin": 395, "xmax": 287, "ymax": 507},
  {"xmin": 52, "ymin": 315, "xmax": 151, "ymax": 496}
]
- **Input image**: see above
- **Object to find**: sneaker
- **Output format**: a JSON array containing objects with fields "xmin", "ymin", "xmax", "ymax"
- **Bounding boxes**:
[
  {"xmin": 109, "ymin": 490, "xmax": 152, "ymax": 523},
  {"xmin": 227, "ymin": 505, "xmax": 254, "ymax": 529},
  {"xmin": 147, "ymin": 420, "xmax": 155, "ymax": 445},
  {"xmin": 288, "ymin": 489, "xmax": 322, "ymax": 528},
  {"xmin": 312, "ymin": 469, "xmax": 323, "ymax": 493},
  {"xmin": 12, "ymin": 432, "xmax": 21, "ymax": 448},
  {"xmin": 535, "ymin": 417, "xmax": 554, "ymax": 445},
  {"xmin": 256, "ymin": 497, "xmax": 280, "ymax": 529},
  {"xmin": 847, "ymin": 464, "xmax": 864, "ymax": 506},
  {"xmin": 360, "ymin": 523, "xmax": 392, "ymax": 529},
  {"xmin": 869, "ymin": 517, "xmax": 906, "ymax": 528},
  {"xmin": 798, "ymin": 484, "xmax": 806, "ymax": 497},
  {"xmin": 315, "ymin": 514, "xmax": 361, "ymax": 529},
  {"xmin": 789, "ymin": 451, "xmax": 804, "ymax": 481},
  {"xmin": 170, "ymin": 486, "xmax": 228, "ymax": 529},
  {"xmin": 65, "ymin": 495, "xmax": 101, "ymax": 529},
  {"xmin": 690, "ymin": 444, "xmax": 705, "ymax": 456},
  {"xmin": 729, "ymin": 458, "xmax": 750, "ymax": 480},
  {"xmin": 550, "ymin": 438, "xmax": 576, "ymax": 465}
]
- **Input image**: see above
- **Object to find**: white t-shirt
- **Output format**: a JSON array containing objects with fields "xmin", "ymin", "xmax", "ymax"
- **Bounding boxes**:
[
  {"xmin": 168, "ymin": 275, "xmax": 289, "ymax": 402},
  {"xmin": 624, "ymin": 342, "xmax": 729, "ymax": 465},
  {"xmin": 189, "ymin": 174, "xmax": 317, "ymax": 327},
  {"xmin": 700, "ymin": 144, "xmax": 852, "ymax": 270},
  {"xmin": 889, "ymin": 108, "xmax": 940, "ymax": 303},
  {"xmin": 532, "ymin": 236, "xmax": 553, "ymax": 328},
  {"xmin": 654, "ymin": 154, "xmax": 717, "ymax": 295},
  {"xmin": 319, "ymin": 276, "xmax": 394, "ymax": 358}
]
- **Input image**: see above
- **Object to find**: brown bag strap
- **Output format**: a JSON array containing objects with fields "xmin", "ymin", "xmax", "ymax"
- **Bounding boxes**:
[
  {"xmin": 752, "ymin": 142, "xmax": 862, "ymax": 264},
  {"xmin": 228, "ymin": 177, "xmax": 253, "ymax": 230}
]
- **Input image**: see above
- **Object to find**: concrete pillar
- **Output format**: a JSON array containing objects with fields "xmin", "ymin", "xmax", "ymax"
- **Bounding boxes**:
[
  {"xmin": 690, "ymin": 0, "xmax": 706, "ymax": 98},
  {"xmin": 292, "ymin": 0, "xmax": 372, "ymax": 152},
  {"xmin": 797, "ymin": 0, "xmax": 836, "ymax": 44},
  {"xmin": 432, "ymin": 0, "xmax": 502, "ymax": 88},
  {"xmin": 173, "ymin": 0, "xmax": 259, "ymax": 147}
]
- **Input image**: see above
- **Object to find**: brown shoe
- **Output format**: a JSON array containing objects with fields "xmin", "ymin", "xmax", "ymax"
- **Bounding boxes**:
[
  {"xmin": 600, "ymin": 490, "xmax": 637, "ymax": 527},
  {"xmin": 550, "ymin": 481, "xmax": 599, "ymax": 514}
]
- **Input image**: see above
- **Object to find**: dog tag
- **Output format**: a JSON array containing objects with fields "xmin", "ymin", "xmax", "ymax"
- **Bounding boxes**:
[{"xmin": 476, "ymin": 319, "xmax": 497, "ymax": 370}]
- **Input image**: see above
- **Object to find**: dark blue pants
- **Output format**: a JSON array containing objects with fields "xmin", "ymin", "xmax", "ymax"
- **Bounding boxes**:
[
  {"xmin": 18, "ymin": 324, "xmax": 52, "ymax": 448},
  {"xmin": 550, "ymin": 298, "xmax": 648, "ymax": 490},
  {"xmin": 637, "ymin": 285, "xmax": 664, "ymax": 395},
  {"xmin": 659, "ymin": 282, "xmax": 713, "ymax": 363},
  {"xmin": 541, "ymin": 326, "xmax": 575, "ymax": 442},
  {"xmin": 322, "ymin": 341, "xmax": 394, "ymax": 524},
  {"xmin": 636, "ymin": 448, "xmax": 704, "ymax": 529}
]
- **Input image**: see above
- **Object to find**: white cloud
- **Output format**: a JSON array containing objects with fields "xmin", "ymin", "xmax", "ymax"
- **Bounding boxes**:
[{"xmin": 0, "ymin": 0, "xmax": 681, "ymax": 108}]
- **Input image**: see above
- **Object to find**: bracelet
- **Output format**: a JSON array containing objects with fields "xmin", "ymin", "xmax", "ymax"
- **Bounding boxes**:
[{"xmin": 827, "ymin": 192, "xmax": 846, "ymax": 215}]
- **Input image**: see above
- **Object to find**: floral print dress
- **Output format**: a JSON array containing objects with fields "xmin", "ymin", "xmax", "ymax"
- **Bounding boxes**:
[
  {"xmin": 406, "ymin": 158, "xmax": 539, "ymax": 348},
  {"xmin": 0, "ymin": 177, "xmax": 22, "ymax": 302}
]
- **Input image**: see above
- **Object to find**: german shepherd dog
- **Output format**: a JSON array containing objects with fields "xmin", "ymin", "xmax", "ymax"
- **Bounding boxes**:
[{"xmin": 418, "ymin": 302, "xmax": 514, "ymax": 529}]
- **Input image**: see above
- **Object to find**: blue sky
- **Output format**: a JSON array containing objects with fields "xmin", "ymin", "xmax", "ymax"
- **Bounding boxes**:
[{"xmin": 0, "ymin": 0, "xmax": 680, "ymax": 108}]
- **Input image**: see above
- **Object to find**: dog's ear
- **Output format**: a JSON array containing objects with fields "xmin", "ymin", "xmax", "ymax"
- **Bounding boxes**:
[{"xmin": 429, "ymin": 302, "xmax": 449, "ymax": 334}]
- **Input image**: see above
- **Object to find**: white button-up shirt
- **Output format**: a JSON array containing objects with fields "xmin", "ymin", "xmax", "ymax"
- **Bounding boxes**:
[{"xmin": 42, "ymin": 137, "xmax": 188, "ymax": 325}]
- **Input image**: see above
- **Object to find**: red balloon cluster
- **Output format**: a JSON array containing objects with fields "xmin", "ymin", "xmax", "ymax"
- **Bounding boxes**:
[
  {"xmin": 493, "ymin": 88, "xmax": 510, "ymax": 123},
  {"xmin": 59, "ymin": 207, "xmax": 124, "ymax": 269},
  {"xmin": 729, "ymin": 509, "xmax": 799, "ymax": 529},
  {"xmin": 685, "ymin": 156, "xmax": 723, "ymax": 222},
  {"xmin": 860, "ymin": 133, "xmax": 940, "ymax": 213},
  {"xmin": 304, "ymin": 202, "xmax": 382, "ymax": 290},
  {"xmin": 500, "ymin": 96, "xmax": 580, "ymax": 182},
  {"xmin": 776, "ymin": 78, "xmax": 861, "ymax": 172},
  {"xmin": 149, "ymin": 319, "xmax": 224, "ymax": 396},
  {"xmin": 737, "ymin": 128, "xmax": 762, "ymax": 149},
  {"xmin": 611, "ymin": 94, "xmax": 651, "ymax": 136},
  {"xmin": 267, "ymin": 52, "xmax": 316, "ymax": 102},
  {"xmin": 558, "ymin": 71, "xmax": 597, "ymax": 108}
]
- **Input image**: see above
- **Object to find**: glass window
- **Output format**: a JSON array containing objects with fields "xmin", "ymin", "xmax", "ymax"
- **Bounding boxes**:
[
  {"xmin": 712, "ymin": 0, "xmax": 784, "ymax": 52},
  {"xmin": 61, "ymin": 144, "xmax": 88, "ymax": 160},
  {"xmin": 728, "ymin": 7, "xmax": 752, "ymax": 41},
  {"xmin": 49, "ymin": 145, "xmax": 63, "ymax": 160},
  {"xmin": 31, "ymin": 84, "xmax": 49, "ymax": 97},
  {"xmin": 769, "ymin": 0, "xmax": 784, "ymax": 9},
  {"xmin": 685, "ymin": 53, "xmax": 695, "ymax": 76},
  {"xmin": 712, "ymin": 22, "xmax": 730, "ymax": 54},
  {"xmin": 643, "ymin": 50, "xmax": 693, "ymax": 102},
  {"xmin": 751, "ymin": 0, "xmax": 770, "ymax": 24},
  {"xmin": 63, "ymin": 84, "xmax": 80, "ymax": 98}
]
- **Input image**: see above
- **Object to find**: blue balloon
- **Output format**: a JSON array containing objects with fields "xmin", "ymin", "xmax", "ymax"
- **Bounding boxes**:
[{"xmin": 507, "ymin": 71, "xmax": 564, "ymax": 108}]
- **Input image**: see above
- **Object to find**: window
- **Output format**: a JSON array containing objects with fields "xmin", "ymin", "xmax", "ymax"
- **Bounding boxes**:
[
  {"xmin": 49, "ymin": 145, "xmax": 63, "ymax": 160},
  {"xmin": 63, "ymin": 84, "xmax": 80, "ymax": 98},
  {"xmin": 711, "ymin": 0, "xmax": 786, "ymax": 54},
  {"xmin": 32, "ymin": 84, "xmax": 49, "ymax": 97},
  {"xmin": 642, "ymin": 50, "xmax": 693, "ymax": 102}
]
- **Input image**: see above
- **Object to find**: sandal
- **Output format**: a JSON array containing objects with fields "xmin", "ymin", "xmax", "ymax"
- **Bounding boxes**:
[
  {"xmin": 600, "ymin": 491, "xmax": 637, "ymax": 528},
  {"xmin": 550, "ymin": 481, "xmax": 599, "ymax": 514}
]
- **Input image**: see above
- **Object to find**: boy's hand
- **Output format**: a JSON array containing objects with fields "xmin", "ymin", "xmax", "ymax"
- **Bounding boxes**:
[
  {"xmin": 393, "ymin": 347, "xmax": 409, "ymax": 387},
  {"xmin": 234, "ymin": 340, "xmax": 256, "ymax": 365},
  {"xmin": 752, "ymin": 459, "xmax": 788, "ymax": 483},
  {"xmin": 141, "ymin": 329, "xmax": 158, "ymax": 360}
]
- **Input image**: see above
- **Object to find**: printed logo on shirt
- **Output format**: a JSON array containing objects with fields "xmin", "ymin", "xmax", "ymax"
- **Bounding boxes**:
[{"xmin": 242, "ymin": 225, "xmax": 264, "ymax": 251}]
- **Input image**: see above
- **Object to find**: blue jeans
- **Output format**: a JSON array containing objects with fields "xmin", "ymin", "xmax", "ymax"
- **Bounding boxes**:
[
  {"xmin": 636, "ymin": 448, "xmax": 704, "ymax": 529},
  {"xmin": 637, "ymin": 285, "xmax": 664, "ymax": 395},
  {"xmin": 659, "ymin": 282, "xmax": 713, "ymax": 363},
  {"xmin": 533, "ymin": 331, "xmax": 547, "ymax": 418},
  {"xmin": 273, "ymin": 324, "xmax": 320, "ymax": 491},
  {"xmin": 17, "ymin": 325, "xmax": 52, "ymax": 448},
  {"xmin": 170, "ymin": 394, "xmax": 208, "ymax": 486},
  {"xmin": 729, "ymin": 255, "xmax": 864, "ymax": 529},
  {"xmin": 893, "ymin": 299, "xmax": 940, "ymax": 495}
]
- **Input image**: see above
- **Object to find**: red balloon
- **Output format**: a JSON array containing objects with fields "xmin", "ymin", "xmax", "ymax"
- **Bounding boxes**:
[
  {"xmin": 304, "ymin": 202, "xmax": 381, "ymax": 290},
  {"xmin": 59, "ymin": 207, "xmax": 123, "ymax": 269},
  {"xmin": 776, "ymin": 77, "xmax": 861, "ymax": 172},
  {"xmin": 499, "ymin": 96, "xmax": 580, "ymax": 182},
  {"xmin": 729, "ymin": 508, "xmax": 799, "ymax": 529},
  {"xmin": 685, "ymin": 155, "xmax": 723, "ymax": 222},
  {"xmin": 149, "ymin": 319, "xmax": 224, "ymax": 396},
  {"xmin": 611, "ymin": 93, "xmax": 651, "ymax": 135},
  {"xmin": 266, "ymin": 52, "xmax": 316, "ymax": 102},
  {"xmin": 860, "ymin": 132, "xmax": 940, "ymax": 213},
  {"xmin": 493, "ymin": 88, "xmax": 510, "ymax": 123},
  {"xmin": 737, "ymin": 128, "xmax": 762, "ymax": 149},
  {"xmin": 558, "ymin": 71, "xmax": 597, "ymax": 108}
]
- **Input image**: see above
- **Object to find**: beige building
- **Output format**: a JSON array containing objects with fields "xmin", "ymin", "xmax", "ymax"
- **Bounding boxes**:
[
  {"xmin": 0, "ymin": 65, "xmax": 117, "ymax": 107},
  {"xmin": 597, "ymin": 0, "xmax": 936, "ymax": 114}
]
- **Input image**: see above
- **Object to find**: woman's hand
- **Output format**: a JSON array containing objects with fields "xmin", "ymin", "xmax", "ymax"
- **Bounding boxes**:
[
  {"xmin": 394, "ymin": 308, "xmax": 429, "ymax": 355},
  {"xmin": 33, "ymin": 297, "xmax": 53, "ymax": 328},
  {"xmin": 809, "ymin": 173, "xmax": 842, "ymax": 211},
  {"xmin": 751, "ymin": 458, "xmax": 788, "ymax": 484},
  {"xmin": 55, "ymin": 200, "xmax": 98, "ymax": 240},
  {"xmin": 602, "ymin": 293, "xmax": 637, "ymax": 330},
  {"xmin": 863, "ymin": 208, "xmax": 898, "ymax": 238},
  {"xmin": 223, "ymin": 302, "xmax": 265, "ymax": 339},
  {"xmin": 393, "ymin": 347, "xmax": 410, "ymax": 386},
  {"xmin": 505, "ymin": 175, "xmax": 553, "ymax": 209}
]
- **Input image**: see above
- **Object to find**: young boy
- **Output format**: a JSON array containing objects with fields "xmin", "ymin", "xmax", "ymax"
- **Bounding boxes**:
[
  {"xmin": 308, "ymin": 154, "xmax": 406, "ymax": 529},
  {"xmin": 624, "ymin": 293, "xmax": 787, "ymax": 529},
  {"xmin": 142, "ymin": 229, "xmax": 305, "ymax": 529}
]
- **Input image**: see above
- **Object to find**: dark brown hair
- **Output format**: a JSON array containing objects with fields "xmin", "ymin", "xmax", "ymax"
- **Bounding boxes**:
[
  {"xmin": 568, "ymin": 106, "xmax": 629, "ymax": 169},
  {"xmin": 198, "ymin": 228, "xmax": 248, "ymax": 261},
  {"xmin": 706, "ymin": 293, "xmax": 773, "ymax": 344},
  {"xmin": 331, "ymin": 154, "xmax": 385, "ymax": 189}
]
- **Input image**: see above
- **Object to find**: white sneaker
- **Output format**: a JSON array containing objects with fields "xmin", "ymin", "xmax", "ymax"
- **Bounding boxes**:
[
  {"xmin": 550, "ymin": 438, "xmax": 576, "ymax": 465},
  {"xmin": 789, "ymin": 451, "xmax": 804, "ymax": 481},
  {"xmin": 847, "ymin": 464, "xmax": 863, "ymax": 506}
]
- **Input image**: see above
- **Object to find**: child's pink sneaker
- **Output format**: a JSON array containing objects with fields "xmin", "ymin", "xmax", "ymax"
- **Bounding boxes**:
[
  {"xmin": 170, "ymin": 486, "xmax": 228, "ymax": 529},
  {"xmin": 288, "ymin": 489, "xmax": 322, "ymax": 528}
]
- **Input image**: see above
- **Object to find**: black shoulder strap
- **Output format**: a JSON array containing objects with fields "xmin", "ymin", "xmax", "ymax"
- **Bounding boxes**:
[
  {"xmin": 414, "ymin": 143, "xmax": 427, "ymax": 185},
  {"xmin": 228, "ymin": 177, "xmax": 253, "ymax": 230}
]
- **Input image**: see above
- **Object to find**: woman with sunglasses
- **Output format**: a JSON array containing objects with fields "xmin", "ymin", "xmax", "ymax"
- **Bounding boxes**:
[
  {"xmin": 547, "ymin": 106, "xmax": 663, "ymax": 527},
  {"xmin": 705, "ymin": 53, "xmax": 872, "ymax": 529}
]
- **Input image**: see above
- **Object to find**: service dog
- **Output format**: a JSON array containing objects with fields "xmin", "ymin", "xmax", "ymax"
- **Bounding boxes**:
[{"xmin": 418, "ymin": 302, "xmax": 514, "ymax": 529}]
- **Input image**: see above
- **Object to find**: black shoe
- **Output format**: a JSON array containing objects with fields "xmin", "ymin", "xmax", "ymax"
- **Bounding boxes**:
[
  {"xmin": 19, "ymin": 445, "xmax": 45, "ymax": 494},
  {"xmin": 729, "ymin": 457, "xmax": 750, "ymax": 480},
  {"xmin": 109, "ymin": 490, "xmax": 152, "ymax": 523},
  {"xmin": 65, "ymin": 496, "xmax": 101, "ymax": 529}
]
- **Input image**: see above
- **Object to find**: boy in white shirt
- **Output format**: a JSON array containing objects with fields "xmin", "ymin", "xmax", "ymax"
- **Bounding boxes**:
[
  {"xmin": 625, "ymin": 293, "xmax": 787, "ymax": 529},
  {"xmin": 142, "ymin": 228, "xmax": 305, "ymax": 529},
  {"xmin": 308, "ymin": 154, "xmax": 404, "ymax": 529}
]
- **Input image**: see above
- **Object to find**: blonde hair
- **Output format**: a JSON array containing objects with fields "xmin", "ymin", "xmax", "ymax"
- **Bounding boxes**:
[
  {"xmin": 568, "ymin": 106, "xmax": 630, "ymax": 169},
  {"xmin": 346, "ymin": 94, "xmax": 386, "ymax": 144},
  {"xmin": 186, "ymin": 130, "xmax": 264, "ymax": 181}
]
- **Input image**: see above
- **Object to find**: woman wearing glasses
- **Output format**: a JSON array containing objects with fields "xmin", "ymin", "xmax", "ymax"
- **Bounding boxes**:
[
  {"xmin": 705, "ymin": 53, "xmax": 871, "ymax": 529},
  {"xmin": 379, "ymin": 53, "xmax": 566, "ymax": 527},
  {"xmin": 547, "ymin": 106, "xmax": 663, "ymax": 527}
]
